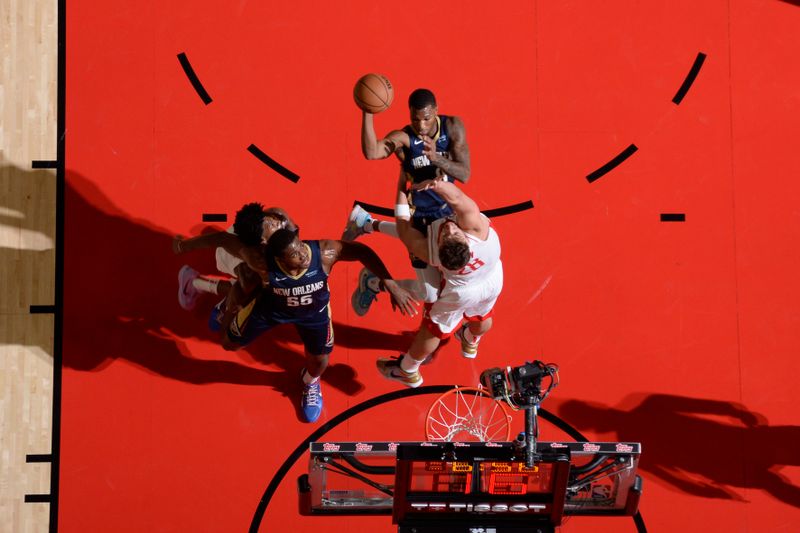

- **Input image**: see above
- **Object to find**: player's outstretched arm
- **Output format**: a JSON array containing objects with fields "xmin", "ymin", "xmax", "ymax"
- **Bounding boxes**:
[
  {"xmin": 412, "ymin": 179, "xmax": 486, "ymax": 235},
  {"xmin": 393, "ymin": 188, "xmax": 430, "ymax": 262},
  {"xmin": 424, "ymin": 116, "xmax": 470, "ymax": 183},
  {"xmin": 320, "ymin": 239, "xmax": 419, "ymax": 316},
  {"xmin": 361, "ymin": 112, "xmax": 407, "ymax": 160},
  {"xmin": 173, "ymin": 231, "xmax": 242, "ymax": 255}
]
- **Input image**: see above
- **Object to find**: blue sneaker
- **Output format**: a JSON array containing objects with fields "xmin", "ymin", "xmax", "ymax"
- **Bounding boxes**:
[
  {"xmin": 301, "ymin": 371, "xmax": 323, "ymax": 423},
  {"xmin": 352, "ymin": 268, "xmax": 380, "ymax": 316},
  {"xmin": 341, "ymin": 204, "xmax": 374, "ymax": 241}
]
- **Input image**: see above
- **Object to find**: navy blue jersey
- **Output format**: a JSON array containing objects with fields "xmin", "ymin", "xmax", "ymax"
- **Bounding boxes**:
[
  {"xmin": 401, "ymin": 115, "xmax": 455, "ymax": 219},
  {"xmin": 262, "ymin": 240, "xmax": 330, "ymax": 324}
]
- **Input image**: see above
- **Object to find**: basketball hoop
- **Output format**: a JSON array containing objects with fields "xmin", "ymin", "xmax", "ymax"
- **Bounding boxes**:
[{"xmin": 424, "ymin": 386, "xmax": 513, "ymax": 442}]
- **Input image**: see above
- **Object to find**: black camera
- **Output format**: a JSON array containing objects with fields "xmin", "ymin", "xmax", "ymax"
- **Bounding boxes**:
[{"xmin": 480, "ymin": 361, "xmax": 559, "ymax": 406}]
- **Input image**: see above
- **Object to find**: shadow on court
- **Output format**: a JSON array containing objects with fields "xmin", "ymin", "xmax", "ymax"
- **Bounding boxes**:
[
  {"xmin": 558, "ymin": 394, "xmax": 800, "ymax": 507},
  {"xmin": 0, "ymin": 164, "xmax": 415, "ymax": 413}
]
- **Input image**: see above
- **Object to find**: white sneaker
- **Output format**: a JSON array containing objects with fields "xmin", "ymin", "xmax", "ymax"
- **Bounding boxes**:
[
  {"xmin": 341, "ymin": 204, "xmax": 374, "ymax": 241},
  {"xmin": 454, "ymin": 324, "xmax": 479, "ymax": 359},
  {"xmin": 178, "ymin": 265, "xmax": 201, "ymax": 310}
]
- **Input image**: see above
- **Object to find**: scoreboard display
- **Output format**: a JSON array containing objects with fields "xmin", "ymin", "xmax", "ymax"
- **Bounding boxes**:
[
  {"xmin": 393, "ymin": 443, "xmax": 572, "ymax": 528},
  {"xmin": 408, "ymin": 460, "xmax": 553, "ymax": 496}
]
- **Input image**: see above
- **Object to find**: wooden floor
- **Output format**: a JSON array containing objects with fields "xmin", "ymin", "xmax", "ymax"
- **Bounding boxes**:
[{"xmin": 0, "ymin": 0, "xmax": 57, "ymax": 531}]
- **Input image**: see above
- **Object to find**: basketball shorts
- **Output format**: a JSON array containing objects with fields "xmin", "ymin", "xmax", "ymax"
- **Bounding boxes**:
[
  {"xmin": 209, "ymin": 300, "xmax": 334, "ymax": 356},
  {"xmin": 215, "ymin": 247, "xmax": 244, "ymax": 278},
  {"xmin": 423, "ymin": 266, "xmax": 504, "ymax": 338}
]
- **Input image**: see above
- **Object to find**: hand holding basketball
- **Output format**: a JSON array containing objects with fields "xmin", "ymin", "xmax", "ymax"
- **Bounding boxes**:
[{"xmin": 353, "ymin": 73, "xmax": 394, "ymax": 114}]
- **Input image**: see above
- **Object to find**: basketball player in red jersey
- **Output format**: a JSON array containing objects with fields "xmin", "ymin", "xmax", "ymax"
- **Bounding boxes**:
[{"xmin": 374, "ymin": 178, "xmax": 504, "ymax": 388}]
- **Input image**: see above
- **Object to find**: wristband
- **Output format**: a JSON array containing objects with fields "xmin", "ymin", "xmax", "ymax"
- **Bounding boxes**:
[{"xmin": 395, "ymin": 204, "xmax": 411, "ymax": 218}]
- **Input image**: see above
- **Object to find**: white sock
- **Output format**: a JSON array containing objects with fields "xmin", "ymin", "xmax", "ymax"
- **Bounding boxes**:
[
  {"xmin": 464, "ymin": 327, "xmax": 481, "ymax": 344},
  {"xmin": 192, "ymin": 277, "xmax": 219, "ymax": 295},
  {"xmin": 367, "ymin": 275, "xmax": 381, "ymax": 293},
  {"xmin": 302, "ymin": 369, "xmax": 320, "ymax": 385},
  {"xmin": 376, "ymin": 221, "xmax": 399, "ymax": 238},
  {"xmin": 400, "ymin": 354, "xmax": 423, "ymax": 374}
]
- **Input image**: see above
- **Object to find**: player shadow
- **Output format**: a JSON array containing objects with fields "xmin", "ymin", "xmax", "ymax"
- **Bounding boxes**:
[
  {"xmin": 0, "ymin": 164, "xmax": 57, "ymax": 341},
  {"xmin": 558, "ymin": 394, "xmax": 800, "ymax": 507},
  {"xmin": 0, "ymin": 164, "xmax": 414, "ymax": 416}
]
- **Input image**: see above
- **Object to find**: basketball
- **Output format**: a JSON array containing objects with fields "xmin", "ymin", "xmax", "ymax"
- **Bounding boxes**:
[{"xmin": 353, "ymin": 73, "xmax": 394, "ymax": 114}]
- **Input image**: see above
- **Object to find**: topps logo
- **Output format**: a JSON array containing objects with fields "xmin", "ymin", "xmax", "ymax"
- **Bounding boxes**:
[
  {"xmin": 388, "ymin": 442, "xmax": 399, "ymax": 452},
  {"xmin": 485, "ymin": 442, "xmax": 502, "ymax": 447},
  {"xmin": 355, "ymin": 443, "xmax": 373, "ymax": 452},
  {"xmin": 616, "ymin": 443, "xmax": 635, "ymax": 453},
  {"xmin": 550, "ymin": 443, "xmax": 567, "ymax": 448},
  {"xmin": 582, "ymin": 443, "xmax": 601, "ymax": 453},
  {"xmin": 322, "ymin": 443, "xmax": 340, "ymax": 452}
]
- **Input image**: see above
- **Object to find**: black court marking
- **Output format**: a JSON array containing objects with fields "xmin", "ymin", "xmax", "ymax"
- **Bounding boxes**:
[
  {"xmin": 251, "ymin": 387, "xmax": 647, "ymax": 533},
  {"xmin": 246, "ymin": 144, "xmax": 301, "ymax": 183},
  {"xmin": 249, "ymin": 385, "xmax": 452, "ymax": 533},
  {"xmin": 29, "ymin": 305, "xmax": 56, "ymax": 314},
  {"xmin": 25, "ymin": 494, "xmax": 51, "ymax": 503},
  {"xmin": 660, "ymin": 213, "xmax": 686, "ymax": 222},
  {"xmin": 586, "ymin": 144, "xmax": 638, "ymax": 183},
  {"xmin": 31, "ymin": 160, "xmax": 58, "ymax": 169},
  {"xmin": 482, "ymin": 200, "xmax": 535, "ymax": 218},
  {"xmin": 177, "ymin": 52, "xmax": 212, "ymax": 105},
  {"xmin": 353, "ymin": 199, "xmax": 535, "ymax": 219},
  {"xmin": 352, "ymin": 200, "xmax": 394, "ymax": 217},
  {"xmin": 672, "ymin": 52, "xmax": 707, "ymax": 105},
  {"xmin": 26, "ymin": 454, "xmax": 53, "ymax": 463},
  {"xmin": 51, "ymin": 0, "xmax": 67, "ymax": 528},
  {"xmin": 202, "ymin": 213, "xmax": 227, "ymax": 223}
]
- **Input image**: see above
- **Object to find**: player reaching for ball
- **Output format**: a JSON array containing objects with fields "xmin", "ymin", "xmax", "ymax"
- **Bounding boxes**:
[{"xmin": 344, "ymin": 86, "xmax": 471, "ymax": 311}]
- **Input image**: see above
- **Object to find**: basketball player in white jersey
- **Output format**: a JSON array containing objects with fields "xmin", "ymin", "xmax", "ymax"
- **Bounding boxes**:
[{"xmin": 374, "ymin": 178, "xmax": 503, "ymax": 387}]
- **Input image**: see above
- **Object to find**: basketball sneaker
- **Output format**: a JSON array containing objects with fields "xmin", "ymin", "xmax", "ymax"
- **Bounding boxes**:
[
  {"xmin": 178, "ymin": 265, "xmax": 201, "ymax": 310},
  {"xmin": 341, "ymin": 204, "xmax": 374, "ymax": 241},
  {"xmin": 454, "ymin": 324, "xmax": 479, "ymax": 359},
  {"xmin": 300, "ymin": 370, "xmax": 323, "ymax": 423},
  {"xmin": 376, "ymin": 355, "xmax": 423, "ymax": 388},
  {"xmin": 352, "ymin": 268, "xmax": 380, "ymax": 316}
]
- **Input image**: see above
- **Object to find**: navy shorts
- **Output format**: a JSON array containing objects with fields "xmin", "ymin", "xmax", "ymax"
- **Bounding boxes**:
[{"xmin": 210, "ymin": 299, "xmax": 334, "ymax": 356}]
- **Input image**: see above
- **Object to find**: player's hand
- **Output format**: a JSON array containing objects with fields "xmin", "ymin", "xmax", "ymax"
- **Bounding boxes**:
[
  {"xmin": 173, "ymin": 235, "xmax": 186, "ymax": 254},
  {"xmin": 239, "ymin": 245, "xmax": 268, "ymax": 276},
  {"xmin": 421, "ymin": 135, "xmax": 440, "ymax": 163},
  {"xmin": 383, "ymin": 280, "xmax": 420, "ymax": 317}
]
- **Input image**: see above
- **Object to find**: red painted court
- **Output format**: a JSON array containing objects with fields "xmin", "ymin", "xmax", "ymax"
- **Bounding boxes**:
[{"xmin": 60, "ymin": 1, "xmax": 800, "ymax": 531}]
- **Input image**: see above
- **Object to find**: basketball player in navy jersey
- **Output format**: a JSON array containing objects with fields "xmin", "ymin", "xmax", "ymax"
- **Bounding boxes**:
[
  {"xmin": 215, "ymin": 229, "xmax": 418, "ymax": 422},
  {"xmin": 342, "ymin": 88, "xmax": 471, "ymax": 311}
]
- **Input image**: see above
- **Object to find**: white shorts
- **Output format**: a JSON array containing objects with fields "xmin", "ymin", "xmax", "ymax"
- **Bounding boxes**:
[
  {"xmin": 425, "ymin": 265, "xmax": 504, "ymax": 337},
  {"xmin": 215, "ymin": 247, "xmax": 243, "ymax": 278}
]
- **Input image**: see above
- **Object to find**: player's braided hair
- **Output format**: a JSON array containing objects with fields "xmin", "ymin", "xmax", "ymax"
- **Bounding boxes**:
[
  {"xmin": 439, "ymin": 240, "xmax": 471, "ymax": 271},
  {"xmin": 408, "ymin": 88, "xmax": 437, "ymax": 110},
  {"xmin": 233, "ymin": 202, "xmax": 267, "ymax": 246}
]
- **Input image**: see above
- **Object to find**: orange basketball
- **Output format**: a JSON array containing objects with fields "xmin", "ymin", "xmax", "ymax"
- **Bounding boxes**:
[{"xmin": 353, "ymin": 73, "xmax": 394, "ymax": 114}]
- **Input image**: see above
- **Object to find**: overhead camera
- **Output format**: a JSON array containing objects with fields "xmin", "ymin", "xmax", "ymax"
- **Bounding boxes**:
[{"xmin": 480, "ymin": 360, "xmax": 559, "ymax": 407}]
